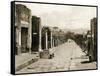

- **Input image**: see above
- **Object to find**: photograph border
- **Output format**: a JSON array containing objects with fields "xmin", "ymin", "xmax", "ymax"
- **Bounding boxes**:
[{"xmin": 11, "ymin": 1, "xmax": 98, "ymax": 75}]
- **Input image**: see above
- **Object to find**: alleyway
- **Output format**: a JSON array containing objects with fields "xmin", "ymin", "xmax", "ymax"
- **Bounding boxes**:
[{"xmin": 16, "ymin": 39, "xmax": 97, "ymax": 74}]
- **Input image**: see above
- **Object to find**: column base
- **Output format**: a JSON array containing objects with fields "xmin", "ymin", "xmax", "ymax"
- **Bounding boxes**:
[
  {"xmin": 16, "ymin": 46, "xmax": 21, "ymax": 55},
  {"xmin": 39, "ymin": 48, "xmax": 43, "ymax": 52}
]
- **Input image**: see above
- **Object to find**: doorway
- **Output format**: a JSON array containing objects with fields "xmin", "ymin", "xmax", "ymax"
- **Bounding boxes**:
[{"xmin": 21, "ymin": 27, "xmax": 28, "ymax": 53}]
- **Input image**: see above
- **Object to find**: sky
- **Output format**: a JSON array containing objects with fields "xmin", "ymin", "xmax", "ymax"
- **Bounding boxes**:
[{"xmin": 16, "ymin": 2, "xmax": 96, "ymax": 30}]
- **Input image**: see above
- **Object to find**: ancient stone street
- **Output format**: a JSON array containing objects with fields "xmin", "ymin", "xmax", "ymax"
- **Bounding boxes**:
[{"xmin": 16, "ymin": 40, "xmax": 97, "ymax": 74}]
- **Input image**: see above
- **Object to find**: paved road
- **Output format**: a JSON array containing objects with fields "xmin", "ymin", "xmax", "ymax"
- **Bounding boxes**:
[{"xmin": 16, "ymin": 39, "xmax": 97, "ymax": 74}]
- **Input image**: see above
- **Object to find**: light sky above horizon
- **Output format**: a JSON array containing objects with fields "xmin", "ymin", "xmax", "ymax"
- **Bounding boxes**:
[{"xmin": 16, "ymin": 2, "xmax": 96, "ymax": 30}]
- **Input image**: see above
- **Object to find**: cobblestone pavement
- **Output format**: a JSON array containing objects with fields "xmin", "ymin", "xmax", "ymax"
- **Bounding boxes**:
[{"xmin": 16, "ymin": 40, "xmax": 97, "ymax": 74}]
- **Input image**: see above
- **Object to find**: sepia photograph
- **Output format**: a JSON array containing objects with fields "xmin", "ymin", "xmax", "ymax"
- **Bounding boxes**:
[{"xmin": 11, "ymin": 1, "xmax": 97, "ymax": 75}]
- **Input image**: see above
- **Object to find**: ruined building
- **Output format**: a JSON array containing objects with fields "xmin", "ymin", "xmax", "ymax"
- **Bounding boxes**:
[
  {"xmin": 90, "ymin": 18, "xmax": 97, "ymax": 61},
  {"xmin": 15, "ymin": 4, "xmax": 32, "ymax": 55}
]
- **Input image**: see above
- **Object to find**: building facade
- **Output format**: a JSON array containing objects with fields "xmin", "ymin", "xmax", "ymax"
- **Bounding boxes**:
[
  {"xmin": 31, "ymin": 16, "xmax": 41, "ymax": 52},
  {"xmin": 90, "ymin": 18, "xmax": 97, "ymax": 61},
  {"xmin": 15, "ymin": 4, "xmax": 67, "ymax": 58},
  {"xmin": 41, "ymin": 26, "xmax": 66, "ymax": 51},
  {"xmin": 15, "ymin": 4, "xmax": 32, "ymax": 55}
]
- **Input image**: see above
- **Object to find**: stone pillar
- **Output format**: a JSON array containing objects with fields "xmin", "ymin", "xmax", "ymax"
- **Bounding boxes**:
[
  {"xmin": 16, "ymin": 17, "xmax": 21, "ymax": 55},
  {"xmin": 45, "ymin": 30, "xmax": 48, "ymax": 50},
  {"xmin": 39, "ymin": 18, "xmax": 43, "ymax": 52},
  {"xmin": 19, "ymin": 29, "xmax": 21, "ymax": 54},
  {"xmin": 28, "ymin": 11, "xmax": 32, "ymax": 54},
  {"xmin": 50, "ymin": 31, "xmax": 53, "ymax": 48},
  {"xmin": 16, "ymin": 26, "xmax": 21, "ymax": 55},
  {"xmin": 52, "ymin": 38, "xmax": 54, "ymax": 47}
]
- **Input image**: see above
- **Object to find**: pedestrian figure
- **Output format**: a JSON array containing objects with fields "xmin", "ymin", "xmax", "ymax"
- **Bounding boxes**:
[
  {"xmin": 83, "ymin": 31, "xmax": 92, "ymax": 62},
  {"xmin": 83, "ymin": 39, "xmax": 89, "ymax": 56}
]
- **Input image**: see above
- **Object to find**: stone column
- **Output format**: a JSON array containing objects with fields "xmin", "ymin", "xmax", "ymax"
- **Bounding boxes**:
[
  {"xmin": 16, "ymin": 16, "xmax": 21, "ymax": 55},
  {"xmin": 28, "ymin": 11, "xmax": 32, "ymax": 54},
  {"xmin": 18, "ymin": 29, "xmax": 21, "ymax": 54},
  {"xmin": 39, "ymin": 18, "xmax": 43, "ymax": 52},
  {"xmin": 52, "ymin": 38, "xmax": 54, "ymax": 47},
  {"xmin": 50, "ymin": 31, "xmax": 53, "ymax": 48},
  {"xmin": 45, "ymin": 30, "xmax": 48, "ymax": 50}
]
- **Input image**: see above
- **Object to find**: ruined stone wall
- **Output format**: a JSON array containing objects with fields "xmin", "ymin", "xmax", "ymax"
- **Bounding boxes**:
[
  {"xmin": 15, "ymin": 4, "xmax": 32, "ymax": 55},
  {"xmin": 91, "ymin": 18, "xmax": 97, "ymax": 61}
]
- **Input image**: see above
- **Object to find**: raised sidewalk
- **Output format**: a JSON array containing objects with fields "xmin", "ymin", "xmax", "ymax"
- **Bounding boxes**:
[{"xmin": 15, "ymin": 52, "xmax": 39, "ymax": 72}]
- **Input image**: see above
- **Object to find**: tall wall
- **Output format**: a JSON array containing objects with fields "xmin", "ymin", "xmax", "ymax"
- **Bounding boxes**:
[
  {"xmin": 15, "ymin": 4, "xmax": 32, "ymax": 55},
  {"xmin": 31, "ymin": 16, "xmax": 41, "ymax": 52},
  {"xmin": 91, "ymin": 18, "xmax": 97, "ymax": 61}
]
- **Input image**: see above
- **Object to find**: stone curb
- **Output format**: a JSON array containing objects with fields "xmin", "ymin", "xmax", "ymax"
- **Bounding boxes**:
[{"xmin": 15, "ymin": 58, "xmax": 38, "ymax": 72}]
